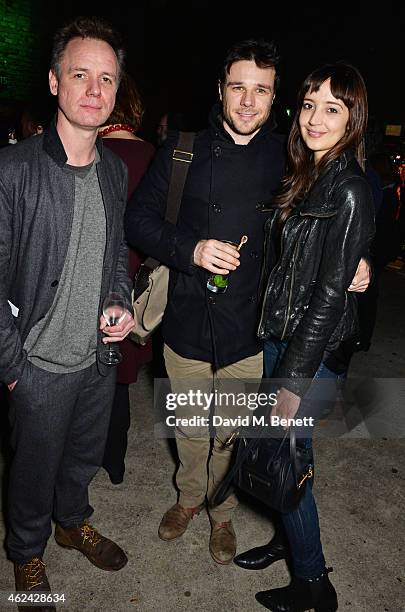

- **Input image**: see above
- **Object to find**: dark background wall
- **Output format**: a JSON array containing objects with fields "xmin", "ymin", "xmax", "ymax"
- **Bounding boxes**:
[
  {"xmin": 0, "ymin": 0, "xmax": 403, "ymax": 144},
  {"xmin": 0, "ymin": 0, "xmax": 42, "ymax": 100}
]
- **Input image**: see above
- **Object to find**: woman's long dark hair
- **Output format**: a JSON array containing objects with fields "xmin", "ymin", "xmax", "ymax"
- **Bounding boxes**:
[{"xmin": 276, "ymin": 63, "xmax": 368, "ymax": 219}]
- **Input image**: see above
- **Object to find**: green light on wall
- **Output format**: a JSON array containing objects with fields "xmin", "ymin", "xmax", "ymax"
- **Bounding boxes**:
[{"xmin": 0, "ymin": 0, "xmax": 41, "ymax": 100}]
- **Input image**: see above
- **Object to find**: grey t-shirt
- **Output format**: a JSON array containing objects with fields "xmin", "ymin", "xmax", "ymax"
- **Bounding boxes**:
[{"xmin": 24, "ymin": 154, "xmax": 106, "ymax": 373}]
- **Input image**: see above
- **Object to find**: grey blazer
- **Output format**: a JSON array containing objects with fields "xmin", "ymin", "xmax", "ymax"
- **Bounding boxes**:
[{"xmin": 0, "ymin": 121, "xmax": 131, "ymax": 384}]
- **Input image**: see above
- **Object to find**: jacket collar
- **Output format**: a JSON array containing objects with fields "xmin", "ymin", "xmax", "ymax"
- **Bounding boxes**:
[
  {"xmin": 298, "ymin": 149, "xmax": 357, "ymax": 217},
  {"xmin": 208, "ymin": 103, "xmax": 277, "ymax": 146},
  {"xmin": 43, "ymin": 116, "xmax": 104, "ymax": 168}
]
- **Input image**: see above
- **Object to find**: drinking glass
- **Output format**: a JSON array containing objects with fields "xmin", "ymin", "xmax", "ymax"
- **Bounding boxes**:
[
  {"xmin": 206, "ymin": 240, "xmax": 237, "ymax": 294},
  {"xmin": 206, "ymin": 272, "xmax": 231, "ymax": 293},
  {"xmin": 99, "ymin": 292, "xmax": 126, "ymax": 365}
]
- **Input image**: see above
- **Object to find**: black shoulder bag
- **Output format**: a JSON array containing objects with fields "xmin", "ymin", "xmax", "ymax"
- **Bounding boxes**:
[{"xmin": 211, "ymin": 424, "xmax": 314, "ymax": 514}]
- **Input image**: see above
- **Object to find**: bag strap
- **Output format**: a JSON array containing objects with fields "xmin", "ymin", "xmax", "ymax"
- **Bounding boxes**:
[
  {"xmin": 166, "ymin": 131, "xmax": 195, "ymax": 223},
  {"xmin": 144, "ymin": 131, "xmax": 196, "ymax": 269}
]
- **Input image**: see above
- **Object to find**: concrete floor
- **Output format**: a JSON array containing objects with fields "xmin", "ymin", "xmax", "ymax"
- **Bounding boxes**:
[{"xmin": 1, "ymin": 268, "xmax": 404, "ymax": 611}]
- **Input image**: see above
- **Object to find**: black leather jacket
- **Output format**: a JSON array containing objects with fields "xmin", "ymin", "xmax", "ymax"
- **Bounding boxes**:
[{"xmin": 257, "ymin": 150, "xmax": 375, "ymax": 395}]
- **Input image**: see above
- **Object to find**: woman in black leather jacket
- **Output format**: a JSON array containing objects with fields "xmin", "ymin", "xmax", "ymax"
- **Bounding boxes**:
[{"xmin": 234, "ymin": 64, "xmax": 375, "ymax": 611}]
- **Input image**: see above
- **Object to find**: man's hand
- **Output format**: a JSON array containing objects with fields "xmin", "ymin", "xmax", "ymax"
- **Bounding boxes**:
[
  {"xmin": 348, "ymin": 257, "xmax": 370, "ymax": 292},
  {"xmin": 193, "ymin": 239, "xmax": 240, "ymax": 274},
  {"xmin": 270, "ymin": 387, "xmax": 301, "ymax": 428},
  {"xmin": 7, "ymin": 380, "xmax": 18, "ymax": 392},
  {"xmin": 99, "ymin": 310, "xmax": 135, "ymax": 343}
]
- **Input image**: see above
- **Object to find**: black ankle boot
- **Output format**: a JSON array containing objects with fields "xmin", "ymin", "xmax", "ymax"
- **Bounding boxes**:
[
  {"xmin": 233, "ymin": 532, "xmax": 287, "ymax": 570},
  {"xmin": 255, "ymin": 567, "xmax": 338, "ymax": 611}
]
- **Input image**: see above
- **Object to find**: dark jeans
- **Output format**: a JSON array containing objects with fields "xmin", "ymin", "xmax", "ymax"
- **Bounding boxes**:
[
  {"xmin": 264, "ymin": 339, "xmax": 343, "ymax": 579},
  {"xmin": 6, "ymin": 360, "xmax": 115, "ymax": 563}
]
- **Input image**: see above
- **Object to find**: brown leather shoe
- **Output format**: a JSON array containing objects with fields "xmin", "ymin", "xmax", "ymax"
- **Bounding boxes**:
[
  {"xmin": 209, "ymin": 519, "xmax": 237, "ymax": 565},
  {"xmin": 54, "ymin": 521, "xmax": 127, "ymax": 571},
  {"xmin": 14, "ymin": 557, "xmax": 56, "ymax": 611},
  {"xmin": 158, "ymin": 503, "xmax": 203, "ymax": 541}
]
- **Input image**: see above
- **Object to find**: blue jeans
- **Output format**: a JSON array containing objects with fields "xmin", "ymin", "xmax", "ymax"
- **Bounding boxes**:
[{"xmin": 264, "ymin": 339, "xmax": 344, "ymax": 579}]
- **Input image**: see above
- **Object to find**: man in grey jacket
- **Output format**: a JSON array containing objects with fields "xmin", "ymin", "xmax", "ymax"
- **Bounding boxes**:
[{"xmin": 0, "ymin": 17, "xmax": 134, "ymax": 606}]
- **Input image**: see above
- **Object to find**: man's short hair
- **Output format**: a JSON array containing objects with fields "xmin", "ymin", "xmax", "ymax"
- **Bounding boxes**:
[
  {"xmin": 219, "ymin": 38, "xmax": 280, "ymax": 89},
  {"xmin": 50, "ymin": 16, "xmax": 125, "ymax": 79}
]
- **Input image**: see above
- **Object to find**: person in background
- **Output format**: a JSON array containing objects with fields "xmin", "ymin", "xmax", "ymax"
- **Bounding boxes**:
[
  {"xmin": 156, "ymin": 112, "xmax": 168, "ymax": 145},
  {"xmin": 370, "ymin": 151, "xmax": 402, "ymax": 269},
  {"xmin": 353, "ymin": 151, "xmax": 402, "ymax": 351},
  {"xmin": 156, "ymin": 110, "xmax": 189, "ymax": 146},
  {"xmin": 8, "ymin": 127, "xmax": 18, "ymax": 144},
  {"xmin": 236, "ymin": 63, "xmax": 375, "ymax": 612},
  {"xmin": 20, "ymin": 99, "xmax": 54, "ymax": 139},
  {"xmin": 319, "ymin": 152, "xmax": 397, "ymax": 375},
  {"xmin": 99, "ymin": 71, "xmax": 155, "ymax": 484}
]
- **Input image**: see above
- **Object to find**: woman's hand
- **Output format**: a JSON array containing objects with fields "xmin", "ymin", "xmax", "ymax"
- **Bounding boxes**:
[
  {"xmin": 348, "ymin": 257, "xmax": 370, "ymax": 292},
  {"xmin": 271, "ymin": 387, "xmax": 301, "ymax": 428}
]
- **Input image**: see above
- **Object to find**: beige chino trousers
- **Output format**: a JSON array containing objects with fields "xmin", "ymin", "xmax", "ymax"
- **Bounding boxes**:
[{"xmin": 164, "ymin": 344, "xmax": 263, "ymax": 522}]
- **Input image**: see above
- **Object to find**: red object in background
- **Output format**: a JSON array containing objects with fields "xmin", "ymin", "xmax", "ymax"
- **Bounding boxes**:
[
  {"xmin": 103, "ymin": 137, "xmax": 155, "ymax": 384},
  {"xmin": 396, "ymin": 185, "xmax": 401, "ymax": 220}
]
